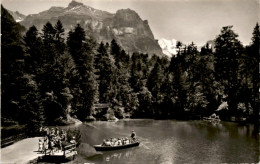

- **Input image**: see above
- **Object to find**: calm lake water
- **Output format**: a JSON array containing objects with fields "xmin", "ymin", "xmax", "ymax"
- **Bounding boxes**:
[{"xmin": 66, "ymin": 119, "xmax": 259, "ymax": 163}]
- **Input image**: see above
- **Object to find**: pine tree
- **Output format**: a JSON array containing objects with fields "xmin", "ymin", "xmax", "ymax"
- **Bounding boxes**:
[
  {"xmin": 129, "ymin": 53, "xmax": 148, "ymax": 92},
  {"xmin": 200, "ymin": 45, "xmax": 219, "ymax": 115},
  {"xmin": 96, "ymin": 42, "xmax": 114, "ymax": 103},
  {"xmin": 24, "ymin": 25, "xmax": 44, "ymax": 74},
  {"xmin": 110, "ymin": 39, "xmax": 121, "ymax": 67},
  {"xmin": 214, "ymin": 26, "xmax": 243, "ymax": 115},
  {"xmin": 169, "ymin": 52, "xmax": 187, "ymax": 117},
  {"xmin": 54, "ymin": 20, "xmax": 66, "ymax": 53},
  {"xmin": 67, "ymin": 24, "xmax": 97, "ymax": 120},
  {"xmin": 19, "ymin": 74, "xmax": 45, "ymax": 135},
  {"xmin": 42, "ymin": 22, "xmax": 56, "ymax": 47},
  {"xmin": 147, "ymin": 58, "xmax": 164, "ymax": 101},
  {"xmin": 184, "ymin": 43, "xmax": 208, "ymax": 115},
  {"xmin": 250, "ymin": 23, "xmax": 260, "ymax": 95},
  {"xmin": 248, "ymin": 23, "xmax": 260, "ymax": 132},
  {"xmin": 51, "ymin": 52, "xmax": 78, "ymax": 118}
]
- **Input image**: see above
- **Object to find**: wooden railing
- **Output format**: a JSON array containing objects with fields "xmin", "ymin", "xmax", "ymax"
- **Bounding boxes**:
[
  {"xmin": 44, "ymin": 143, "xmax": 77, "ymax": 158},
  {"xmin": 1, "ymin": 133, "xmax": 27, "ymax": 148},
  {"xmin": 63, "ymin": 143, "xmax": 77, "ymax": 158}
]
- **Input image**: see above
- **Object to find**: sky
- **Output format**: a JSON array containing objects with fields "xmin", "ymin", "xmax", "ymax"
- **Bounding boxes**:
[{"xmin": 2, "ymin": 0, "xmax": 260, "ymax": 46}]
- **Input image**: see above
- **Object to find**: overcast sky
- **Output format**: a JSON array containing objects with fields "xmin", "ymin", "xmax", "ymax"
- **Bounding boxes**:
[{"xmin": 2, "ymin": 0, "xmax": 259, "ymax": 46}]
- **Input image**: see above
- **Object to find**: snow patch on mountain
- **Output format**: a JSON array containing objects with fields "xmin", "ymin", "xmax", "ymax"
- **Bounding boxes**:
[
  {"xmin": 158, "ymin": 38, "xmax": 178, "ymax": 57},
  {"xmin": 16, "ymin": 17, "xmax": 23, "ymax": 22},
  {"xmin": 66, "ymin": 6, "xmax": 81, "ymax": 12}
]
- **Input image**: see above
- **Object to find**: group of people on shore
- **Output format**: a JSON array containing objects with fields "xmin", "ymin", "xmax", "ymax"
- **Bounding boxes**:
[
  {"xmin": 38, "ymin": 127, "xmax": 76, "ymax": 154},
  {"xmin": 102, "ymin": 130, "xmax": 136, "ymax": 147}
]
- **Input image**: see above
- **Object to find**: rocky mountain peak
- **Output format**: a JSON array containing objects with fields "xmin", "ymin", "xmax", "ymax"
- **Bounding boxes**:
[
  {"xmin": 116, "ymin": 8, "xmax": 138, "ymax": 15},
  {"xmin": 49, "ymin": 7, "xmax": 64, "ymax": 12},
  {"xmin": 68, "ymin": 0, "xmax": 84, "ymax": 8},
  {"xmin": 18, "ymin": 2, "xmax": 164, "ymax": 57},
  {"xmin": 113, "ymin": 8, "xmax": 143, "ymax": 28},
  {"xmin": 115, "ymin": 8, "xmax": 140, "ymax": 20}
]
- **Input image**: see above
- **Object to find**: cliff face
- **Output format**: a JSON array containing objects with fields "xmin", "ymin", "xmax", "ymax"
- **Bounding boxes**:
[{"xmin": 20, "ymin": 1, "xmax": 164, "ymax": 56}]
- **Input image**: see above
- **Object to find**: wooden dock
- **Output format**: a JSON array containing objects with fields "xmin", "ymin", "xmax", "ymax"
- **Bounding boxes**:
[{"xmin": 41, "ymin": 143, "xmax": 77, "ymax": 162}]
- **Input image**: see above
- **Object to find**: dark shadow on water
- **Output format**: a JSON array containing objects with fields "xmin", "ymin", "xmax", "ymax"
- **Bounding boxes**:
[
  {"xmin": 35, "ymin": 155, "xmax": 72, "ymax": 163},
  {"xmin": 85, "ymin": 147, "xmax": 136, "ymax": 163}
]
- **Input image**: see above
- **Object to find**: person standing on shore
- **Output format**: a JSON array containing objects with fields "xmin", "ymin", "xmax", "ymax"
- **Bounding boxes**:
[{"xmin": 38, "ymin": 139, "xmax": 43, "ymax": 153}]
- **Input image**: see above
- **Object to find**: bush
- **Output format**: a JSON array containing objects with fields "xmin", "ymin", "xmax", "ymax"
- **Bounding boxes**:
[{"xmin": 114, "ymin": 106, "xmax": 125, "ymax": 119}]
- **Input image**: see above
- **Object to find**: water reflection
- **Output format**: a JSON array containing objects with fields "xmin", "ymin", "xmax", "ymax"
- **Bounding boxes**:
[{"xmin": 103, "ymin": 150, "xmax": 133, "ymax": 162}]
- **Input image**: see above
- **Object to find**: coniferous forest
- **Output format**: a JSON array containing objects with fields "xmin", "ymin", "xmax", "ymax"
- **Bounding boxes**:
[{"xmin": 1, "ymin": 5, "xmax": 259, "ymax": 137}]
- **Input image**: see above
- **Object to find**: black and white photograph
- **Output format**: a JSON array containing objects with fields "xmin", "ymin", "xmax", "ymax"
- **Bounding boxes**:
[{"xmin": 1, "ymin": 0, "xmax": 259, "ymax": 163}]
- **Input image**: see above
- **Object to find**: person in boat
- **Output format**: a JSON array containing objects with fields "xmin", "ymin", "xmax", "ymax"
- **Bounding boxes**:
[
  {"xmin": 121, "ymin": 138, "xmax": 125, "ymax": 145},
  {"xmin": 102, "ymin": 139, "xmax": 112, "ymax": 146},
  {"xmin": 113, "ymin": 139, "xmax": 118, "ymax": 146},
  {"xmin": 110, "ymin": 138, "xmax": 116, "ymax": 146},
  {"xmin": 125, "ymin": 137, "xmax": 129, "ymax": 144},
  {"xmin": 102, "ymin": 139, "xmax": 107, "ymax": 146},
  {"xmin": 131, "ymin": 130, "xmax": 136, "ymax": 142},
  {"xmin": 117, "ymin": 138, "xmax": 122, "ymax": 146}
]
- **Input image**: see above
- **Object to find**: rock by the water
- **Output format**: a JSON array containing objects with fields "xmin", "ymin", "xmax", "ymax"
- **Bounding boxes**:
[{"xmin": 86, "ymin": 116, "xmax": 96, "ymax": 121}]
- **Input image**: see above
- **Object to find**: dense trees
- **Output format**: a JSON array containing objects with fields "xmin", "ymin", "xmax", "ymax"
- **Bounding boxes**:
[
  {"xmin": 2, "ymin": 6, "xmax": 259, "ymax": 135},
  {"xmin": 2, "ymin": 5, "xmax": 26, "ymax": 123}
]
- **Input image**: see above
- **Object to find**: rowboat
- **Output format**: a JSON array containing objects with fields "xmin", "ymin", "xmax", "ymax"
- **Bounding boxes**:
[
  {"xmin": 94, "ymin": 141, "xmax": 140, "ymax": 151},
  {"xmin": 203, "ymin": 113, "xmax": 221, "ymax": 122}
]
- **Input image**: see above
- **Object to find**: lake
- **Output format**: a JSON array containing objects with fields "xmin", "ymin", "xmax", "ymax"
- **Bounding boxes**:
[{"xmin": 65, "ymin": 119, "xmax": 259, "ymax": 163}]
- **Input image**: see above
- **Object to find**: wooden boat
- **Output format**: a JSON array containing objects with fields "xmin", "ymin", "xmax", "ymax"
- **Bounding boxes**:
[{"xmin": 94, "ymin": 141, "xmax": 140, "ymax": 151}]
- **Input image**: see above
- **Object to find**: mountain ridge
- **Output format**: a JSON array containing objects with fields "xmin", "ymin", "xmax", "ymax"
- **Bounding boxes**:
[{"xmin": 19, "ymin": 1, "xmax": 164, "ymax": 56}]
